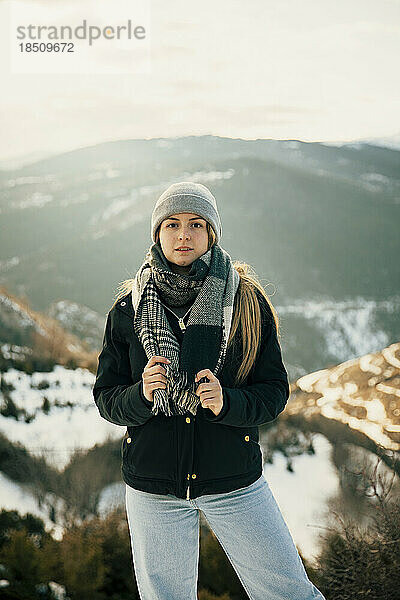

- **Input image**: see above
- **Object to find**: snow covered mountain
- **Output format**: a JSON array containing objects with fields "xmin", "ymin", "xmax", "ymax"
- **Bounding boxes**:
[
  {"xmin": 1, "ymin": 135, "xmax": 399, "ymax": 377},
  {"xmin": 0, "ymin": 287, "xmax": 97, "ymax": 370},
  {"xmin": 284, "ymin": 342, "xmax": 400, "ymax": 462},
  {"xmin": 47, "ymin": 299, "xmax": 104, "ymax": 352}
]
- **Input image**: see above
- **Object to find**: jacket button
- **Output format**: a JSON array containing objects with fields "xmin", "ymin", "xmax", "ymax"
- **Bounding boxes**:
[
  {"xmin": 120, "ymin": 301, "xmax": 126, "ymax": 306},
  {"xmin": 191, "ymin": 474, "xmax": 196, "ymax": 479},
  {"xmin": 244, "ymin": 435, "xmax": 250, "ymax": 441},
  {"xmin": 186, "ymin": 417, "xmax": 191, "ymax": 423},
  {"xmin": 127, "ymin": 437, "xmax": 132, "ymax": 443},
  {"xmin": 187, "ymin": 474, "xmax": 190, "ymax": 480}
]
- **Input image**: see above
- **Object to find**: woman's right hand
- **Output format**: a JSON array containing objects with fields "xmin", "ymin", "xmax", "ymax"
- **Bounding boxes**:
[{"xmin": 142, "ymin": 355, "xmax": 171, "ymax": 403}]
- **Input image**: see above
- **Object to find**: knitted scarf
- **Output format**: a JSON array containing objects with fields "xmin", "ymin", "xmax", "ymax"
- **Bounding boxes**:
[{"xmin": 131, "ymin": 241, "xmax": 240, "ymax": 416}]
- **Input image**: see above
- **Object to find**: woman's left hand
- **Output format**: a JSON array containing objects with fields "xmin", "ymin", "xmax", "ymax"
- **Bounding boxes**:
[{"xmin": 195, "ymin": 369, "xmax": 224, "ymax": 416}]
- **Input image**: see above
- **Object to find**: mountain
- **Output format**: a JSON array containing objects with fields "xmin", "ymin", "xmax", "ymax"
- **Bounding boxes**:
[
  {"xmin": 47, "ymin": 298, "xmax": 104, "ymax": 352},
  {"xmin": 281, "ymin": 341, "xmax": 400, "ymax": 475},
  {"xmin": 339, "ymin": 133, "xmax": 400, "ymax": 152},
  {"xmin": 0, "ymin": 150, "xmax": 53, "ymax": 171},
  {"xmin": 0, "ymin": 286, "xmax": 97, "ymax": 371},
  {"xmin": 0, "ymin": 135, "xmax": 399, "ymax": 378}
]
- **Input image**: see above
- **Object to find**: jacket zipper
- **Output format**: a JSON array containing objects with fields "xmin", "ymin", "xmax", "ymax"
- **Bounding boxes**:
[{"xmin": 161, "ymin": 302, "xmax": 190, "ymax": 332}]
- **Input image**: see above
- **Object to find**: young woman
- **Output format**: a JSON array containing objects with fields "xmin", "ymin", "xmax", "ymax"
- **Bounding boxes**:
[{"xmin": 92, "ymin": 181, "xmax": 326, "ymax": 600}]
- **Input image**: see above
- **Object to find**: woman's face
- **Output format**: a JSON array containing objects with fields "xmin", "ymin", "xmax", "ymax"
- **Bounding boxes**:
[{"xmin": 159, "ymin": 213, "xmax": 209, "ymax": 273}]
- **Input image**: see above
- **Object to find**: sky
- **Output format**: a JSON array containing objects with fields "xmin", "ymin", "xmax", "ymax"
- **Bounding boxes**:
[{"xmin": 0, "ymin": 0, "xmax": 399, "ymax": 162}]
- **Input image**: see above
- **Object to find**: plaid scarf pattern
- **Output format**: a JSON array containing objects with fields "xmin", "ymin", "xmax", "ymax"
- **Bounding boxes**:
[{"xmin": 131, "ymin": 241, "xmax": 240, "ymax": 416}]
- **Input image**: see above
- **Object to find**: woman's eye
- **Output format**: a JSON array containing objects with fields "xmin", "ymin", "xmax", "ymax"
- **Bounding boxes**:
[{"xmin": 165, "ymin": 222, "xmax": 203, "ymax": 228}]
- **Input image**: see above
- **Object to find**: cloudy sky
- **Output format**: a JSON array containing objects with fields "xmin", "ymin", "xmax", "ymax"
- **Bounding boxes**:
[{"xmin": 0, "ymin": 0, "xmax": 399, "ymax": 162}]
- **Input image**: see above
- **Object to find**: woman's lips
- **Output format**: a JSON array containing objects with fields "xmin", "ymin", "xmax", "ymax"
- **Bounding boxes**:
[{"xmin": 176, "ymin": 248, "xmax": 192, "ymax": 252}]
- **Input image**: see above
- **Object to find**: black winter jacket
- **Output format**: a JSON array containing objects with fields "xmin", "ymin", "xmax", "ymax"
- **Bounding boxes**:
[{"xmin": 92, "ymin": 287, "xmax": 290, "ymax": 500}]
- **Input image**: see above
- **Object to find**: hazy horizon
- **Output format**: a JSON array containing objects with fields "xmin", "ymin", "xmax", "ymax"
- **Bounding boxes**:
[{"xmin": 1, "ymin": 0, "xmax": 399, "ymax": 162}]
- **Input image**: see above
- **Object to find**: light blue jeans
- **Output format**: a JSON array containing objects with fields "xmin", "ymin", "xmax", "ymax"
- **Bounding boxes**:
[{"xmin": 125, "ymin": 474, "xmax": 326, "ymax": 600}]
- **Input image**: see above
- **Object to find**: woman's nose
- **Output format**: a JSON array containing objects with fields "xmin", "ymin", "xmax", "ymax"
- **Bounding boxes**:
[{"xmin": 178, "ymin": 228, "xmax": 190, "ymax": 239}]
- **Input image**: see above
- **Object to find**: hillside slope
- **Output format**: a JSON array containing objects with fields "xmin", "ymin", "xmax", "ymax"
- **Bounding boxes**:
[{"xmin": 283, "ymin": 342, "xmax": 400, "ymax": 463}]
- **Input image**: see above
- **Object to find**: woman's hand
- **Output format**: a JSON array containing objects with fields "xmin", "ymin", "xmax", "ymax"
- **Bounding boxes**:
[
  {"xmin": 195, "ymin": 369, "xmax": 224, "ymax": 416},
  {"xmin": 142, "ymin": 355, "xmax": 170, "ymax": 403}
]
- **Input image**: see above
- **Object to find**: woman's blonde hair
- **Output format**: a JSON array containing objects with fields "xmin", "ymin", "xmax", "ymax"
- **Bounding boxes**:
[{"xmin": 111, "ymin": 223, "xmax": 281, "ymax": 386}]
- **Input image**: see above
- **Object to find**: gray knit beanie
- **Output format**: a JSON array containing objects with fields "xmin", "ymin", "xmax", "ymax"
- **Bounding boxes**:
[{"xmin": 151, "ymin": 181, "xmax": 222, "ymax": 244}]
